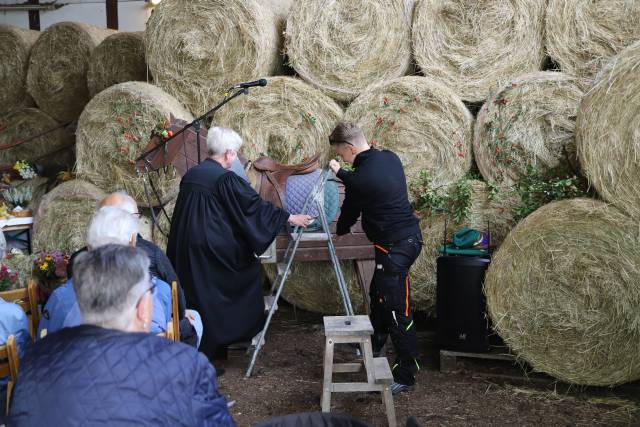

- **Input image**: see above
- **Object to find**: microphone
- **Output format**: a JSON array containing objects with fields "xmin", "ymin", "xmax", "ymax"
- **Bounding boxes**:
[{"xmin": 233, "ymin": 79, "xmax": 267, "ymax": 89}]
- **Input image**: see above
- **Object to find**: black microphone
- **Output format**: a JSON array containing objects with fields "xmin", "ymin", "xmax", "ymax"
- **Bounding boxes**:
[{"xmin": 233, "ymin": 79, "xmax": 267, "ymax": 89}]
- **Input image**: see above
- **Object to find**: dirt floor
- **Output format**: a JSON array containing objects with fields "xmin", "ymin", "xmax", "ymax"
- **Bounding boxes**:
[{"xmin": 216, "ymin": 303, "xmax": 640, "ymax": 427}]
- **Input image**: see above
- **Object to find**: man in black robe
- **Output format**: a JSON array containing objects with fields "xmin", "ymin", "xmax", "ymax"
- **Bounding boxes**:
[{"xmin": 167, "ymin": 127, "xmax": 313, "ymax": 361}]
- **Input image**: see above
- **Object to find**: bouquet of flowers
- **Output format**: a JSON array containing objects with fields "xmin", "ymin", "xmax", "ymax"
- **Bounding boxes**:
[
  {"xmin": 0, "ymin": 264, "xmax": 19, "ymax": 291},
  {"xmin": 13, "ymin": 160, "xmax": 38, "ymax": 180},
  {"xmin": 32, "ymin": 250, "xmax": 69, "ymax": 290},
  {"xmin": 151, "ymin": 120, "xmax": 174, "ymax": 141}
]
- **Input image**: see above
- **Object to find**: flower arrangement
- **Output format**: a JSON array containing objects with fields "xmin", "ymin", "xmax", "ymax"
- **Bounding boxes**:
[
  {"xmin": 0, "ymin": 264, "xmax": 19, "ymax": 291},
  {"xmin": 2, "ymin": 186, "xmax": 32, "ymax": 210},
  {"xmin": 13, "ymin": 160, "xmax": 38, "ymax": 180},
  {"xmin": 32, "ymin": 250, "xmax": 69, "ymax": 287},
  {"xmin": 151, "ymin": 120, "xmax": 174, "ymax": 141}
]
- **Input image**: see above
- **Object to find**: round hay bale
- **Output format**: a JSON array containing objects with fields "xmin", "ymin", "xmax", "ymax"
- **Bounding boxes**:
[
  {"xmin": 26, "ymin": 22, "xmax": 115, "ymax": 123},
  {"xmin": 146, "ymin": 0, "xmax": 279, "ymax": 115},
  {"xmin": 33, "ymin": 180, "xmax": 106, "ymax": 253},
  {"xmin": 343, "ymin": 76, "xmax": 473, "ymax": 193},
  {"xmin": 0, "ymin": 108, "xmax": 74, "ymax": 170},
  {"xmin": 264, "ymin": 261, "xmax": 365, "ymax": 315},
  {"xmin": 214, "ymin": 76, "xmax": 342, "ymax": 164},
  {"xmin": 412, "ymin": 0, "xmax": 545, "ymax": 102},
  {"xmin": 474, "ymin": 72, "xmax": 584, "ymax": 188},
  {"xmin": 87, "ymin": 31, "xmax": 148, "ymax": 97},
  {"xmin": 576, "ymin": 41, "xmax": 640, "ymax": 221},
  {"xmin": 285, "ymin": 0, "xmax": 412, "ymax": 102},
  {"xmin": 546, "ymin": 0, "xmax": 640, "ymax": 87},
  {"xmin": 76, "ymin": 81, "xmax": 193, "ymax": 207},
  {"xmin": 0, "ymin": 25, "xmax": 39, "ymax": 115},
  {"xmin": 485, "ymin": 198, "xmax": 640, "ymax": 386},
  {"xmin": 410, "ymin": 180, "xmax": 517, "ymax": 314}
]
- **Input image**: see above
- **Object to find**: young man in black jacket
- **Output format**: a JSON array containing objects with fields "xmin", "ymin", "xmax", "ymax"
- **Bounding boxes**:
[{"xmin": 328, "ymin": 122, "xmax": 422, "ymax": 394}]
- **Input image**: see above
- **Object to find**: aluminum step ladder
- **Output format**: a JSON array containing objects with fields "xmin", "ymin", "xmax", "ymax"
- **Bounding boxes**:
[{"xmin": 246, "ymin": 167, "xmax": 354, "ymax": 377}]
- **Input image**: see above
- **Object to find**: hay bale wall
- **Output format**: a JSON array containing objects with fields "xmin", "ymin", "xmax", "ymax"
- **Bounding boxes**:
[
  {"xmin": 33, "ymin": 180, "xmax": 106, "ymax": 253},
  {"xmin": 412, "ymin": 0, "xmax": 545, "ymax": 102},
  {"xmin": 141, "ymin": 200, "xmax": 175, "ymax": 252},
  {"xmin": 474, "ymin": 72, "xmax": 583, "ymax": 188},
  {"xmin": 76, "ymin": 82, "xmax": 192, "ymax": 207},
  {"xmin": 146, "ymin": 0, "xmax": 279, "ymax": 115},
  {"xmin": 410, "ymin": 180, "xmax": 516, "ymax": 314},
  {"xmin": 576, "ymin": 41, "xmax": 640, "ymax": 221},
  {"xmin": 343, "ymin": 76, "xmax": 473, "ymax": 193},
  {"xmin": 87, "ymin": 31, "xmax": 147, "ymax": 97},
  {"xmin": 264, "ymin": 261, "xmax": 365, "ymax": 315},
  {"xmin": 286, "ymin": 0, "xmax": 412, "ymax": 102},
  {"xmin": 26, "ymin": 22, "xmax": 114, "ymax": 123},
  {"xmin": 214, "ymin": 76, "xmax": 342, "ymax": 164},
  {"xmin": 485, "ymin": 199, "xmax": 640, "ymax": 386},
  {"xmin": 546, "ymin": 0, "xmax": 640, "ymax": 87},
  {"xmin": 0, "ymin": 108, "xmax": 74, "ymax": 170},
  {"xmin": 0, "ymin": 25, "xmax": 39, "ymax": 115}
]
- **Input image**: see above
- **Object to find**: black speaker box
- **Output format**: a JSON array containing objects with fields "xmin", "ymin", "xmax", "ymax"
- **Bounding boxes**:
[{"xmin": 436, "ymin": 255, "xmax": 491, "ymax": 352}]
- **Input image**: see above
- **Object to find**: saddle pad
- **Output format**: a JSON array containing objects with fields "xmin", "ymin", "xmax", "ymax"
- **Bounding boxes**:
[{"xmin": 286, "ymin": 170, "xmax": 340, "ymax": 231}]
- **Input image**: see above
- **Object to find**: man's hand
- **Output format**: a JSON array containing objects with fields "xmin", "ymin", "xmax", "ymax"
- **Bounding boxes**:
[
  {"xmin": 288, "ymin": 214, "xmax": 314, "ymax": 228},
  {"xmin": 328, "ymin": 159, "xmax": 341, "ymax": 174}
]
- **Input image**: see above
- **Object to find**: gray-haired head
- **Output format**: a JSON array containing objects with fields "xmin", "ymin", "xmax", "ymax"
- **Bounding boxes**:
[
  {"xmin": 206, "ymin": 127, "xmax": 243, "ymax": 156},
  {"xmin": 98, "ymin": 191, "xmax": 138, "ymax": 215},
  {"xmin": 86, "ymin": 206, "xmax": 139, "ymax": 249},
  {"xmin": 73, "ymin": 244, "xmax": 150, "ymax": 331}
]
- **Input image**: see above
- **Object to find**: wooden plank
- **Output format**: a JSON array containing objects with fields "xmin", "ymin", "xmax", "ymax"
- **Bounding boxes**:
[
  {"xmin": 106, "ymin": 0, "xmax": 118, "ymax": 30},
  {"xmin": 276, "ymin": 232, "xmax": 370, "ymax": 248},
  {"xmin": 332, "ymin": 382, "xmax": 381, "ymax": 393},
  {"xmin": 276, "ymin": 246, "xmax": 374, "ymax": 262},
  {"xmin": 373, "ymin": 357, "xmax": 393, "ymax": 384},
  {"xmin": 324, "ymin": 315, "xmax": 373, "ymax": 336},
  {"xmin": 28, "ymin": 0, "xmax": 40, "ymax": 31},
  {"xmin": 333, "ymin": 363, "xmax": 362, "ymax": 373}
]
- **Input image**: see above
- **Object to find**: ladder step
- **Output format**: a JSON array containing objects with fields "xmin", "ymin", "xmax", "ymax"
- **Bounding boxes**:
[
  {"xmin": 373, "ymin": 357, "xmax": 393, "ymax": 384},
  {"xmin": 290, "ymin": 232, "xmax": 329, "ymax": 242},
  {"xmin": 264, "ymin": 295, "xmax": 278, "ymax": 312}
]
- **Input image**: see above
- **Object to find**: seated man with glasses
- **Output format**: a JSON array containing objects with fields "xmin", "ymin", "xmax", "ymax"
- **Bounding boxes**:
[
  {"xmin": 9, "ymin": 244, "xmax": 234, "ymax": 426},
  {"xmin": 38, "ymin": 206, "xmax": 171, "ymax": 336}
]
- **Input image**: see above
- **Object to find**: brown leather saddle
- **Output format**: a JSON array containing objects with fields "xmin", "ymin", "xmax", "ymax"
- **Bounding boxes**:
[{"xmin": 248, "ymin": 153, "xmax": 321, "ymax": 210}]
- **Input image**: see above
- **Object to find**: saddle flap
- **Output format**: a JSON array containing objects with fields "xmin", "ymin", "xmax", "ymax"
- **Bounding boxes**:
[{"xmin": 252, "ymin": 153, "xmax": 321, "ymax": 174}]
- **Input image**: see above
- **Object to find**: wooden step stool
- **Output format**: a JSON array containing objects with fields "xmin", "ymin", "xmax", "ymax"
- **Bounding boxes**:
[{"xmin": 322, "ymin": 315, "xmax": 396, "ymax": 427}]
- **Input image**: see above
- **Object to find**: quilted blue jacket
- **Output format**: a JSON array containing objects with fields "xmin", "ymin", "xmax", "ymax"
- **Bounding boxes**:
[{"xmin": 9, "ymin": 325, "xmax": 235, "ymax": 427}]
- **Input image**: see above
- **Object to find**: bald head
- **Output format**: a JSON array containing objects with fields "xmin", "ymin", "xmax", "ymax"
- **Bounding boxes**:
[{"xmin": 99, "ymin": 191, "xmax": 138, "ymax": 215}]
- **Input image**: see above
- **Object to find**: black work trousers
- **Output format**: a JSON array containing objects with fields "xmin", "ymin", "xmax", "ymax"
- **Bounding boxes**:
[{"xmin": 370, "ymin": 233, "xmax": 422, "ymax": 385}]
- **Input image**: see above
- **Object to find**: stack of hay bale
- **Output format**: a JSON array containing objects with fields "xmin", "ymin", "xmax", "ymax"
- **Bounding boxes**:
[{"xmin": 3, "ymin": 0, "xmax": 640, "ymax": 386}]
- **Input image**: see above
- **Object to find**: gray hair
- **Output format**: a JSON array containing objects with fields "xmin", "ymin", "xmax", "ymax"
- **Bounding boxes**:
[
  {"xmin": 206, "ymin": 127, "xmax": 243, "ymax": 156},
  {"xmin": 73, "ymin": 244, "xmax": 150, "ymax": 330},
  {"xmin": 86, "ymin": 206, "xmax": 139, "ymax": 249}
]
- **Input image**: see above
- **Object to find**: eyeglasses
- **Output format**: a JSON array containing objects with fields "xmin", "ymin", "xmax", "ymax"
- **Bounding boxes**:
[
  {"xmin": 135, "ymin": 281, "xmax": 157, "ymax": 308},
  {"xmin": 131, "ymin": 212, "xmax": 141, "ymax": 217}
]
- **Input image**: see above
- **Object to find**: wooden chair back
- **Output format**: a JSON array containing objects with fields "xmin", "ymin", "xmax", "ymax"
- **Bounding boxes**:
[
  {"xmin": 0, "ymin": 335, "xmax": 19, "ymax": 415},
  {"xmin": 171, "ymin": 281, "xmax": 179, "ymax": 342},
  {"xmin": 156, "ymin": 282, "xmax": 179, "ymax": 342},
  {"xmin": 0, "ymin": 281, "xmax": 40, "ymax": 340}
]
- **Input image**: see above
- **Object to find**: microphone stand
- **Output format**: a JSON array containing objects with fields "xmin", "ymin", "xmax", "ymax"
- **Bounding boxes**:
[{"xmin": 136, "ymin": 87, "xmax": 250, "ymax": 165}]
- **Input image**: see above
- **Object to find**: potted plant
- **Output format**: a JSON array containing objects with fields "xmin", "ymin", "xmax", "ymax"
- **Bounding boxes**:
[
  {"xmin": 2, "ymin": 186, "xmax": 33, "ymax": 217},
  {"xmin": 32, "ymin": 250, "xmax": 69, "ymax": 301}
]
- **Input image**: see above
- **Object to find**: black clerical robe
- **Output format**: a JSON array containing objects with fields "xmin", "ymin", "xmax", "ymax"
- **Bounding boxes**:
[{"xmin": 167, "ymin": 158, "xmax": 289, "ymax": 358}]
